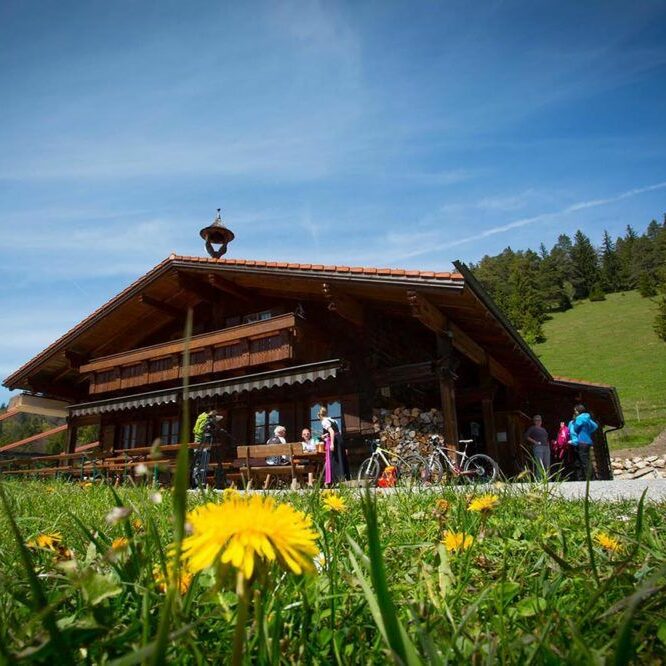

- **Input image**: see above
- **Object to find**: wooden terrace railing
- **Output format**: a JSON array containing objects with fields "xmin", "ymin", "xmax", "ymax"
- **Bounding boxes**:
[{"xmin": 80, "ymin": 313, "xmax": 302, "ymax": 394}]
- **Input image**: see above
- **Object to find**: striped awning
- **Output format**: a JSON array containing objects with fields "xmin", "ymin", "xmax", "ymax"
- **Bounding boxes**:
[{"xmin": 69, "ymin": 360, "xmax": 342, "ymax": 417}]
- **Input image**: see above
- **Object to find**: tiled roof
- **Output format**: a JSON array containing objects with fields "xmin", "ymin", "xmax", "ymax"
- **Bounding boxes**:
[
  {"xmin": 3, "ymin": 255, "xmax": 463, "ymax": 387},
  {"xmin": 169, "ymin": 255, "xmax": 464, "ymax": 281}
]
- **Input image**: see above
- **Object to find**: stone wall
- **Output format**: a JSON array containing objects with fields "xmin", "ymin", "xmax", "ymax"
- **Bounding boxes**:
[{"xmin": 611, "ymin": 455, "xmax": 666, "ymax": 480}]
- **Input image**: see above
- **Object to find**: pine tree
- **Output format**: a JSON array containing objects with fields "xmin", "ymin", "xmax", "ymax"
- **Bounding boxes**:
[
  {"xmin": 507, "ymin": 253, "xmax": 546, "ymax": 341},
  {"xmin": 655, "ymin": 297, "xmax": 666, "ymax": 342},
  {"xmin": 570, "ymin": 230, "xmax": 600, "ymax": 299},
  {"xmin": 638, "ymin": 272, "xmax": 657, "ymax": 298},
  {"xmin": 600, "ymin": 230, "xmax": 621, "ymax": 292},
  {"xmin": 589, "ymin": 282, "xmax": 606, "ymax": 301},
  {"xmin": 616, "ymin": 225, "xmax": 638, "ymax": 290}
]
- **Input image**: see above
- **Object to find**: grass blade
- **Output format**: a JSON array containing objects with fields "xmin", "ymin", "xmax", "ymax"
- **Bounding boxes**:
[{"xmin": 0, "ymin": 481, "xmax": 74, "ymax": 665}]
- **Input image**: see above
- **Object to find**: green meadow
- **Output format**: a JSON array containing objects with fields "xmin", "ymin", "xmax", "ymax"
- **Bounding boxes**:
[
  {"xmin": 533, "ymin": 291, "xmax": 666, "ymax": 450},
  {"xmin": 0, "ymin": 480, "xmax": 664, "ymax": 663}
]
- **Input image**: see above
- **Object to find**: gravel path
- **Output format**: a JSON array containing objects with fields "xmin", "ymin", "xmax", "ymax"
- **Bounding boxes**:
[
  {"xmin": 545, "ymin": 478, "xmax": 666, "ymax": 502},
  {"xmin": 211, "ymin": 478, "xmax": 666, "ymax": 502}
]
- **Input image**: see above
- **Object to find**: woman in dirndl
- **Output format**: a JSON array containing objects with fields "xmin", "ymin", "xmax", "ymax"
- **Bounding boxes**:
[{"xmin": 319, "ymin": 406, "xmax": 349, "ymax": 483}]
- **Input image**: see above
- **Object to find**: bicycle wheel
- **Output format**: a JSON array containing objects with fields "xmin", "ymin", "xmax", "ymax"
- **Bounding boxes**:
[
  {"xmin": 357, "ymin": 457, "xmax": 380, "ymax": 485},
  {"xmin": 463, "ymin": 454, "xmax": 498, "ymax": 484},
  {"xmin": 427, "ymin": 457, "xmax": 447, "ymax": 484},
  {"xmin": 396, "ymin": 455, "xmax": 428, "ymax": 485}
]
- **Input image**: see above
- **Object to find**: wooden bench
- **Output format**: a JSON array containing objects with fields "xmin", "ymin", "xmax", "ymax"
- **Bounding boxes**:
[{"xmin": 235, "ymin": 443, "xmax": 323, "ymax": 489}]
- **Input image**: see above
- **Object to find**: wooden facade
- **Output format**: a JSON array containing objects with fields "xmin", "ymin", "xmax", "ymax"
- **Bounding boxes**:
[{"xmin": 3, "ymin": 255, "xmax": 624, "ymax": 478}]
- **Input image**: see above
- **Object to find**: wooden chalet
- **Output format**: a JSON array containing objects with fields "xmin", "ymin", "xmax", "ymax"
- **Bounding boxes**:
[{"xmin": 2, "ymin": 217, "xmax": 623, "ymax": 480}]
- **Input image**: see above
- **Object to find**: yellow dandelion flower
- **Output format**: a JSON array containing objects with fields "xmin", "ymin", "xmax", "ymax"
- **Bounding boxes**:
[
  {"xmin": 467, "ymin": 495, "xmax": 500, "ymax": 513},
  {"xmin": 434, "ymin": 499, "xmax": 451, "ymax": 513},
  {"xmin": 322, "ymin": 494, "xmax": 347, "ymax": 513},
  {"xmin": 27, "ymin": 532, "xmax": 62, "ymax": 551},
  {"xmin": 111, "ymin": 537, "xmax": 129, "ymax": 551},
  {"xmin": 154, "ymin": 564, "xmax": 193, "ymax": 595},
  {"xmin": 221, "ymin": 487, "xmax": 240, "ymax": 502},
  {"xmin": 594, "ymin": 532, "xmax": 622, "ymax": 553},
  {"xmin": 79, "ymin": 481, "xmax": 93, "ymax": 489},
  {"xmin": 180, "ymin": 495, "xmax": 318, "ymax": 580},
  {"xmin": 442, "ymin": 530, "xmax": 474, "ymax": 553},
  {"xmin": 132, "ymin": 519, "xmax": 144, "ymax": 531}
]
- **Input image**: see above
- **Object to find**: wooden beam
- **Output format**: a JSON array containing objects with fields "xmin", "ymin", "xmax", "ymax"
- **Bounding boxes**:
[
  {"xmin": 138, "ymin": 293, "xmax": 183, "ymax": 318},
  {"xmin": 177, "ymin": 272, "xmax": 220, "ymax": 304},
  {"xmin": 407, "ymin": 290, "xmax": 447, "ymax": 333},
  {"xmin": 488, "ymin": 356, "xmax": 515, "ymax": 388},
  {"xmin": 448, "ymin": 322, "xmax": 486, "ymax": 366},
  {"xmin": 64, "ymin": 349, "xmax": 89, "ymax": 370},
  {"xmin": 322, "ymin": 283, "xmax": 364, "ymax": 327},
  {"xmin": 408, "ymin": 290, "xmax": 516, "ymax": 388},
  {"xmin": 208, "ymin": 274, "xmax": 254, "ymax": 303}
]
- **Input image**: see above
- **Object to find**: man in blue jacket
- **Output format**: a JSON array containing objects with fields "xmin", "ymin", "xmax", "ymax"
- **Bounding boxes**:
[{"xmin": 570, "ymin": 404, "xmax": 598, "ymax": 481}]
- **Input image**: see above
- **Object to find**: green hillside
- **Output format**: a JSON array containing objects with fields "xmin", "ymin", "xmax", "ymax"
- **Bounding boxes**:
[{"xmin": 532, "ymin": 290, "xmax": 666, "ymax": 450}]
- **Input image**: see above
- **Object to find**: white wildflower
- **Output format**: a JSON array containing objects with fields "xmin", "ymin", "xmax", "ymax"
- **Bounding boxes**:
[
  {"xmin": 150, "ymin": 491, "xmax": 163, "ymax": 505},
  {"xmin": 134, "ymin": 463, "xmax": 149, "ymax": 476},
  {"xmin": 105, "ymin": 506, "xmax": 132, "ymax": 525}
]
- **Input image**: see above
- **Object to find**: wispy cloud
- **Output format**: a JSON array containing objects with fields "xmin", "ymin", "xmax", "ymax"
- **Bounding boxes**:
[{"xmin": 406, "ymin": 180, "xmax": 666, "ymax": 256}]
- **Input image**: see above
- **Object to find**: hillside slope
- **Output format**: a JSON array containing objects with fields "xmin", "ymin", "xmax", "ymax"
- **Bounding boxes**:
[{"xmin": 532, "ymin": 291, "xmax": 666, "ymax": 450}]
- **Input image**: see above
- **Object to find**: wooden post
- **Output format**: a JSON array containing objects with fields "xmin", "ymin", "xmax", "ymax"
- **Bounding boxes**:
[
  {"xmin": 66, "ymin": 420, "xmax": 78, "ymax": 455},
  {"xmin": 439, "ymin": 376, "xmax": 459, "ymax": 447},
  {"xmin": 481, "ymin": 398, "xmax": 498, "ymax": 460},
  {"xmin": 436, "ymin": 334, "xmax": 459, "ymax": 447}
]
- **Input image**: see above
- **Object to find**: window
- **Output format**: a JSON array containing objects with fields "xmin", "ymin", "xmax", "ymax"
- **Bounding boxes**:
[
  {"xmin": 243, "ymin": 309, "xmax": 274, "ymax": 324},
  {"xmin": 310, "ymin": 400, "xmax": 343, "ymax": 438},
  {"xmin": 120, "ymin": 423, "xmax": 139, "ymax": 449},
  {"xmin": 159, "ymin": 418, "xmax": 180, "ymax": 445},
  {"xmin": 254, "ymin": 408, "xmax": 280, "ymax": 444}
]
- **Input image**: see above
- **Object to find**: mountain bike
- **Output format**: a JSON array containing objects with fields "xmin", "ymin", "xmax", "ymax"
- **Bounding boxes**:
[
  {"xmin": 423, "ymin": 437, "xmax": 499, "ymax": 484},
  {"xmin": 357, "ymin": 440, "xmax": 427, "ymax": 486}
]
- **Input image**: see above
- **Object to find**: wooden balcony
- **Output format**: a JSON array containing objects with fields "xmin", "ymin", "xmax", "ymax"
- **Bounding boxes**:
[{"xmin": 80, "ymin": 314, "xmax": 308, "ymax": 395}]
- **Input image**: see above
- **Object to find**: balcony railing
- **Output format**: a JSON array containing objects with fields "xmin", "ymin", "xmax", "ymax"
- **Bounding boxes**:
[{"xmin": 80, "ymin": 314, "xmax": 307, "ymax": 395}]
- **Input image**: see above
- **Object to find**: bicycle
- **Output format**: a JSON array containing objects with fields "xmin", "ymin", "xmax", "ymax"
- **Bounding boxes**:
[
  {"xmin": 423, "ymin": 436, "xmax": 499, "ymax": 484},
  {"xmin": 357, "ymin": 440, "xmax": 427, "ymax": 486}
]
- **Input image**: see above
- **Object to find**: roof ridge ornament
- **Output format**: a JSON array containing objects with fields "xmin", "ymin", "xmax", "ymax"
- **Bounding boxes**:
[{"xmin": 200, "ymin": 208, "xmax": 235, "ymax": 258}]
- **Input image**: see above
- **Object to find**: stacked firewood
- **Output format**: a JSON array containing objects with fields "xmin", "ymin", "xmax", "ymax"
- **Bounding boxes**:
[{"xmin": 372, "ymin": 407, "xmax": 445, "ymax": 457}]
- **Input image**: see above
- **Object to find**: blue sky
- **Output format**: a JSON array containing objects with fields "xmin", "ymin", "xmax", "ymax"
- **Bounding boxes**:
[{"xmin": 1, "ymin": 0, "xmax": 665, "ymax": 403}]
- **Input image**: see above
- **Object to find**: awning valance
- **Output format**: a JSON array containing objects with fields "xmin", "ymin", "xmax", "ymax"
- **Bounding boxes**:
[{"xmin": 69, "ymin": 360, "xmax": 342, "ymax": 417}]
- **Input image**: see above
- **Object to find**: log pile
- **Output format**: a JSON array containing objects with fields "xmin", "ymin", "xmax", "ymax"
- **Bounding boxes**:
[
  {"xmin": 610, "ymin": 455, "xmax": 666, "ymax": 480},
  {"xmin": 372, "ymin": 407, "xmax": 445, "ymax": 457}
]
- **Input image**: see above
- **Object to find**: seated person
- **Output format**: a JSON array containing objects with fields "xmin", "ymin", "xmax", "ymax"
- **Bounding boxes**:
[
  {"xmin": 300, "ymin": 427, "xmax": 317, "ymax": 453},
  {"xmin": 266, "ymin": 425, "xmax": 290, "ymax": 465}
]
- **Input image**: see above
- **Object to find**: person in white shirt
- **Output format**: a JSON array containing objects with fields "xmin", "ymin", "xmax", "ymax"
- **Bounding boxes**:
[
  {"xmin": 266, "ymin": 425, "xmax": 288, "ymax": 465},
  {"xmin": 300, "ymin": 427, "xmax": 316, "ymax": 453}
]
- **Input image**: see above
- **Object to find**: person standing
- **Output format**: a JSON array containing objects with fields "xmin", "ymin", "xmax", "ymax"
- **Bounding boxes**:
[
  {"xmin": 319, "ymin": 407, "xmax": 349, "ymax": 482},
  {"xmin": 524, "ymin": 414, "xmax": 550, "ymax": 479},
  {"xmin": 570, "ymin": 404, "xmax": 598, "ymax": 481}
]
